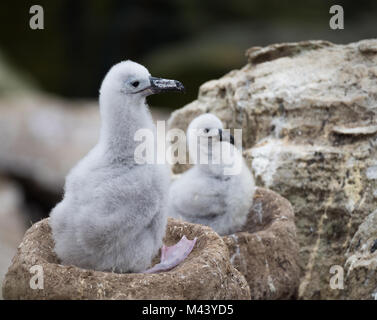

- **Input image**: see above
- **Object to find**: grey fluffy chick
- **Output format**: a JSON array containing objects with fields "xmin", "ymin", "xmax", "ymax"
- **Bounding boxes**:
[
  {"xmin": 50, "ymin": 61, "xmax": 184, "ymax": 273},
  {"xmin": 168, "ymin": 114, "xmax": 255, "ymax": 236}
]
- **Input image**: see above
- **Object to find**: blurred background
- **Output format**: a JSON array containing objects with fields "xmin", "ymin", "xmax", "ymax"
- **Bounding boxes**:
[{"xmin": 0, "ymin": 0, "xmax": 376, "ymax": 298}]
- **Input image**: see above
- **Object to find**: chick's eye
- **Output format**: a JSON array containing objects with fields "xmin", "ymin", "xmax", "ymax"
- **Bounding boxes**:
[
  {"xmin": 131, "ymin": 81, "xmax": 139, "ymax": 88},
  {"xmin": 204, "ymin": 128, "xmax": 210, "ymax": 133}
]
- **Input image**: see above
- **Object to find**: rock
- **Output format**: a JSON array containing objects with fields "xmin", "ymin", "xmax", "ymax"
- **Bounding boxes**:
[
  {"xmin": 168, "ymin": 39, "xmax": 377, "ymax": 299},
  {"xmin": 2, "ymin": 218, "xmax": 250, "ymax": 300},
  {"xmin": 344, "ymin": 209, "xmax": 377, "ymax": 300},
  {"xmin": 0, "ymin": 94, "xmax": 100, "ymax": 194},
  {"xmin": 0, "ymin": 94, "xmax": 100, "ymax": 222},
  {"xmin": 0, "ymin": 176, "xmax": 26, "ymax": 300},
  {"xmin": 223, "ymin": 187, "xmax": 300, "ymax": 299}
]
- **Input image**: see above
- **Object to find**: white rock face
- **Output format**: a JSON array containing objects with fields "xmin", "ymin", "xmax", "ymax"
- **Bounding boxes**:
[{"xmin": 168, "ymin": 39, "xmax": 377, "ymax": 299}]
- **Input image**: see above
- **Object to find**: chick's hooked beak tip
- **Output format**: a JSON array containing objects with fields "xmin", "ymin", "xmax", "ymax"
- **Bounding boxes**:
[{"xmin": 149, "ymin": 76, "xmax": 185, "ymax": 94}]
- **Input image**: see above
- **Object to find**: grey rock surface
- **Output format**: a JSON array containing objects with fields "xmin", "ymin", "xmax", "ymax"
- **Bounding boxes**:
[
  {"xmin": 344, "ymin": 209, "xmax": 377, "ymax": 300},
  {"xmin": 0, "ymin": 177, "xmax": 26, "ymax": 300},
  {"xmin": 0, "ymin": 95, "xmax": 100, "ymax": 194}
]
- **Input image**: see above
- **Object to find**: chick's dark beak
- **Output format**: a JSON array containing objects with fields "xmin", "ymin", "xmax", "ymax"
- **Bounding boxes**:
[
  {"xmin": 149, "ymin": 76, "xmax": 185, "ymax": 94},
  {"xmin": 219, "ymin": 129, "xmax": 234, "ymax": 145},
  {"xmin": 229, "ymin": 134, "xmax": 235, "ymax": 145}
]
